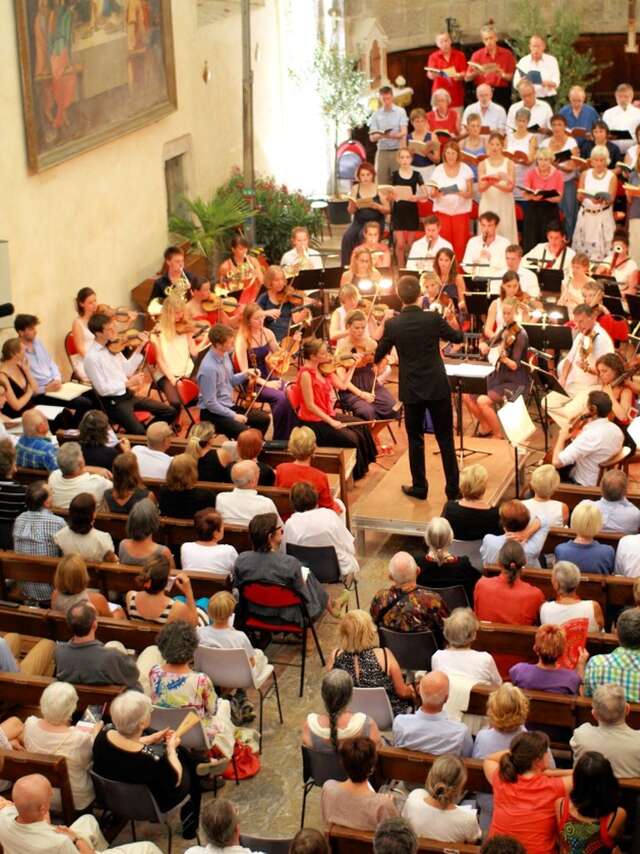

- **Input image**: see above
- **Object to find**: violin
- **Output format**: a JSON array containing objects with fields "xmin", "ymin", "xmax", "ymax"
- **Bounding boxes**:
[
  {"xmin": 360, "ymin": 298, "xmax": 389, "ymax": 322},
  {"xmin": 318, "ymin": 354, "xmax": 358, "ymax": 376},
  {"xmin": 502, "ymin": 321, "xmax": 520, "ymax": 350},
  {"xmin": 271, "ymin": 285, "xmax": 307, "ymax": 307},
  {"xmin": 107, "ymin": 329, "xmax": 146, "ymax": 353},
  {"xmin": 96, "ymin": 304, "xmax": 142, "ymax": 325},
  {"xmin": 265, "ymin": 335, "xmax": 301, "ymax": 376},
  {"xmin": 201, "ymin": 295, "xmax": 239, "ymax": 314},
  {"xmin": 175, "ymin": 319, "xmax": 210, "ymax": 339},
  {"xmin": 568, "ymin": 410, "xmax": 592, "ymax": 440}
]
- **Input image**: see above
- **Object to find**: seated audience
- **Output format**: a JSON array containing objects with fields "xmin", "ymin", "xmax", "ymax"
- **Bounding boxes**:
[
  {"xmin": 302, "ymin": 669, "xmax": 380, "ymax": 751},
  {"xmin": 370, "ymin": 551, "xmax": 448, "ymax": 638},
  {"xmin": 320, "ymin": 737, "xmax": 399, "ymax": 830},
  {"xmin": 540, "ymin": 561, "xmax": 604, "ymax": 632},
  {"xmin": 15, "ymin": 409, "xmax": 58, "ymax": 471},
  {"xmin": 615, "ymin": 528, "xmax": 640, "ymax": 577},
  {"xmin": 584, "ymin": 608, "xmax": 640, "ymax": 702},
  {"xmin": 158, "ymin": 453, "xmax": 215, "ymax": 519},
  {"xmin": 77, "ymin": 409, "xmax": 126, "ymax": 470},
  {"xmin": 393, "ymin": 672, "xmax": 473, "ymax": 755},
  {"xmin": 216, "ymin": 460, "xmax": 282, "ymax": 527},
  {"xmin": 571, "ymin": 684, "xmax": 640, "ymax": 778},
  {"xmin": 180, "ymin": 508, "xmax": 238, "ymax": 576},
  {"xmin": 149, "ymin": 620, "xmax": 234, "ymax": 759},
  {"xmin": 481, "ymin": 837, "xmax": 526, "ymax": 854},
  {"xmin": 101, "ymin": 451, "xmax": 152, "ymax": 513},
  {"xmin": 431, "ymin": 608, "xmax": 502, "ymax": 685},
  {"xmin": 329, "ymin": 609, "xmax": 416, "ymax": 716},
  {"xmin": 0, "ymin": 439, "xmax": 27, "ymax": 549},
  {"xmin": 126, "ymin": 555, "xmax": 199, "ymax": 626},
  {"xmin": 23, "ymin": 682, "xmax": 97, "ymax": 811},
  {"xmin": 55, "ymin": 601, "xmax": 142, "ymax": 690},
  {"xmin": 509, "ymin": 624, "xmax": 587, "ymax": 695},
  {"xmin": 48, "ymin": 442, "xmax": 111, "ymax": 509},
  {"xmin": 118, "ymin": 498, "xmax": 174, "ymax": 567},
  {"xmin": 0, "ymin": 772, "xmax": 162, "ymax": 854},
  {"xmin": 483, "ymin": 731, "xmax": 572, "ymax": 854},
  {"xmin": 275, "ymin": 425, "xmax": 344, "ymax": 516},
  {"xmin": 284, "ymin": 482, "xmax": 359, "ymax": 583},
  {"xmin": 595, "ymin": 469, "xmax": 640, "ymax": 533},
  {"xmin": 0, "ymin": 632, "xmax": 54, "ymax": 677},
  {"xmin": 54, "ymin": 492, "xmax": 116, "ymax": 562},
  {"xmin": 93, "ymin": 690, "xmax": 200, "ymax": 840},
  {"xmin": 522, "ymin": 464, "xmax": 568, "ymax": 526},
  {"xmin": 402, "ymin": 754, "xmax": 482, "ymax": 843},
  {"xmin": 442, "ymin": 464, "xmax": 501, "ymax": 541},
  {"xmin": 12, "ymin": 480, "xmax": 64, "ymax": 557},
  {"xmin": 554, "ymin": 501, "xmax": 615, "ymax": 575},
  {"xmin": 132, "ymin": 421, "xmax": 174, "ymax": 479},
  {"xmin": 236, "ymin": 427, "xmax": 275, "ymax": 486},
  {"xmin": 374, "ymin": 818, "xmax": 417, "ymax": 854},
  {"xmin": 186, "ymin": 421, "xmax": 234, "ymax": 484},
  {"xmin": 555, "ymin": 752, "xmax": 626, "ymax": 852},
  {"xmin": 184, "ymin": 799, "xmax": 260, "ymax": 854},
  {"xmin": 52, "ymin": 553, "xmax": 124, "ymax": 619},
  {"xmin": 198, "ymin": 591, "xmax": 269, "ymax": 682},
  {"xmin": 475, "ymin": 540, "xmax": 545, "ymax": 624},
  {"xmin": 415, "ymin": 517, "xmax": 480, "ymax": 602},
  {"xmin": 480, "ymin": 500, "xmax": 547, "ymax": 568}
]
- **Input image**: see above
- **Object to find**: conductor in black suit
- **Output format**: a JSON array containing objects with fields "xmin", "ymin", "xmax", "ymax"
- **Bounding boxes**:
[{"xmin": 374, "ymin": 275, "xmax": 463, "ymax": 500}]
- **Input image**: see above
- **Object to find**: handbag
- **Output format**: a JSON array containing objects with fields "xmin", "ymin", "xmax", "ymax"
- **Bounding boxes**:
[{"xmin": 222, "ymin": 738, "xmax": 260, "ymax": 780}]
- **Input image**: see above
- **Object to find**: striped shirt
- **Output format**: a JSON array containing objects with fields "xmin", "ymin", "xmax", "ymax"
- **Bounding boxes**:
[
  {"xmin": 13, "ymin": 509, "xmax": 65, "ymax": 603},
  {"xmin": 584, "ymin": 647, "xmax": 640, "ymax": 703},
  {"xmin": 16, "ymin": 436, "xmax": 58, "ymax": 472}
]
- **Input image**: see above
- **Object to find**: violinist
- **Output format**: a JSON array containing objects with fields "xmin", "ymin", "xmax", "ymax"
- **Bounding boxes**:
[
  {"xmin": 329, "ymin": 284, "xmax": 389, "ymax": 343},
  {"xmin": 70, "ymin": 287, "xmax": 97, "ymax": 382},
  {"xmin": 595, "ymin": 232, "xmax": 639, "ymax": 296},
  {"xmin": 558, "ymin": 303, "xmax": 614, "ymax": 397},
  {"xmin": 83, "ymin": 314, "xmax": 177, "ymax": 435},
  {"xmin": 334, "ymin": 310, "xmax": 401, "ymax": 453},
  {"xmin": 596, "ymin": 353, "xmax": 638, "ymax": 452},
  {"xmin": 433, "ymin": 247, "xmax": 467, "ymax": 310},
  {"xmin": 151, "ymin": 295, "xmax": 205, "ymax": 409},
  {"xmin": 149, "ymin": 245, "xmax": 196, "ymax": 305},
  {"xmin": 420, "ymin": 272, "xmax": 460, "ymax": 331},
  {"xmin": 558, "ymin": 253, "xmax": 594, "ymax": 318},
  {"xmin": 257, "ymin": 265, "xmax": 310, "ymax": 343},
  {"xmin": 290, "ymin": 338, "xmax": 377, "ymax": 481},
  {"xmin": 465, "ymin": 297, "xmax": 529, "ymax": 438},
  {"xmin": 552, "ymin": 390, "xmax": 624, "ymax": 487},
  {"xmin": 185, "ymin": 277, "xmax": 217, "ymax": 324},
  {"xmin": 234, "ymin": 303, "xmax": 299, "ymax": 440},
  {"xmin": 483, "ymin": 271, "xmax": 531, "ymax": 339},
  {"xmin": 280, "ymin": 226, "xmax": 323, "ymax": 271},
  {"xmin": 217, "ymin": 235, "xmax": 264, "ymax": 305}
]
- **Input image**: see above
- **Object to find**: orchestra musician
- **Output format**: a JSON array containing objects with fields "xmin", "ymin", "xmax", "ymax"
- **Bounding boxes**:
[
  {"xmin": 197, "ymin": 323, "xmax": 269, "ymax": 438},
  {"xmin": 462, "ymin": 210, "xmax": 511, "ymax": 278},
  {"xmin": 149, "ymin": 245, "xmax": 196, "ymax": 305},
  {"xmin": 280, "ymin": 226, "xmax": 323, "ymax": 271},
  {"xmin": 340, "ymin": 246, "xmax": 382, "ymax": 290},
  {"xmin": 483, "ymin": 272, "xmax": 533, "ymax": 339},
  {"xmin": 465, "ymin": 297, "xmax": 529, "ymax": 438},
  {"xmin": 551, "ymin": 390, "xmax": 624, "ymax": 487},
  {"xmin": 595, "ymin": 353, "xmax": 639, "ymax": 452},
  {"xmin": 558, "ymin": 303, "xmax": 614, "ymax": 397},
  {"xmin": 432, "ymin": 247, "xmax": 467, "ymax": 309},
  {"xmin": 71, "ymin": 287, "xmax": 97, "ymax": 381},
  {"xmin": 420, "ymin": 272, "xmax": 460, "ymax": 331},
  {"xmin": 83, "ymin": 313, "xmax": 177, "ymax": 435},
  {"xmin": 334, "ymin": 309, "xmax": 401, "ymax": 453},
  {"xmin": 523, "ymin": 220, "xmax": 576, "ymax": 273},
  {"xmin": 558, "ymin": 253, "xmax": 595, "ymax": 317},
  {"xmin": 217, "ymin": 235, "xmax": 264, "ymax": 305},
  {"xmin": 595, "ymin": 232, "xmax": 639, "ymax": 295},
  {"xmin": 498, "ymin": 244, "xmax": 540, "ymax": 298},
  {"xmin": 356, "ymin": 222, "xmax": 392, "ymax": 269},
  {"xmin": 257, "ymin": 265, "xmax": 311, "ymax": 343},
  {"xmin": 234, "ymin": 303, "xmax": 299, "ymax": 440},
  {"xmin": 329, "ymin": 284, "xmax": 389, "ymax": 344},
  {"xmin": 150, "ymin": 295, "xmax": 206, "ymax": 410},
  {"xmin": 290, "ymin": 338, "xmax": 377, "ymax": 481},
  {"xmin": 580, "ymin": 280, "xmax": 628, "ymax": 348},
  {"xmin": 406, "ymin": 214, "xmax": 453, "ymax": 273},
  {"xmin": 184, "ymin": 277, "xmax": 217, "ymax": 324}
]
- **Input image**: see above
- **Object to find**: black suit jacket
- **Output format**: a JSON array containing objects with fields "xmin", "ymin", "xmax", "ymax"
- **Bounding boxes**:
[{"xmin": 374, "ymin": 305, "xmax": 463, "ymax": 403}]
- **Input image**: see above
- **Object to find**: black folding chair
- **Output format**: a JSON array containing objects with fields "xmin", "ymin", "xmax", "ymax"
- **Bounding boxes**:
[{"xmin": 286, "ymin": 543, "xmax": 360, "ymax": 607}]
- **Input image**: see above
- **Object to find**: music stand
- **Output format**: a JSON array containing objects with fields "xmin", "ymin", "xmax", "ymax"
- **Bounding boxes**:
[
  {"xmin": 465, "ymin": 292, "xmax": 497, "ymax": 334},
  {"xmin": 538, "ymin": 269, "xmax": 563, "ymax": 294},
  {"xmin": 603, "ymin": 295, "xmax": 626, "ymax": 316},
  {"xmin": 524, "ymin": 360, "xmax": 569, "ymax": 453},
  {"xmin": 497, "ymin": 394, "xmax": 538, "ymax": 497},
  {"xmin": 443, "ymin": 363, "xmax": 494, "ymax": 464},
  {"xmin": 523, "ymin": 322, "xmax": 573, "ymax": 353},
  {"xmin": 463, "ymin": 275, "xmax": 490, "ymax": 293}
]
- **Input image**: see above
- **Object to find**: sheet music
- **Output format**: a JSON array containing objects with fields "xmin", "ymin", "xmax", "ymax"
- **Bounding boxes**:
[
  {"xmin": 498, "ymin": 396, "xmax": 536, "ymax": 447},
  {"xmin": 445, "ymin": 362, "xmax": 494, "ymax": 379}
]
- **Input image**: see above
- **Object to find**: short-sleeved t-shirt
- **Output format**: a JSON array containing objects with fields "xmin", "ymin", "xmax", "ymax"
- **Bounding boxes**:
[
  {"xmin": 509, "ymin": 662, "xmax": 582, "ymax": 695},
  {"xmin": 489, "ymin": 771, "xmax": 567, "ymax": 854}
]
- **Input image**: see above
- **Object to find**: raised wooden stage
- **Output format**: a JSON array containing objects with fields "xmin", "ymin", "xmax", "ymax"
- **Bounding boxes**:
[{"xmin": 353, "ymin": 436, "xmax": 528, "ymax": 547}]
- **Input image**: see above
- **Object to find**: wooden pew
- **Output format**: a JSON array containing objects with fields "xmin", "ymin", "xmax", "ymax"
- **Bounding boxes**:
[
  {"xmin": 483, "ymin": 564, "xmax": 610, "ymax": 612},
  {"xmin": 328, "ymin": 824, "xmax": 481, "ymax": 854},
  {"xmin": 553, "ymin": 483, "xmax": 640, "ymax": 514},
  {"xmin": 543, "ymin": 527, "xmax": 623, "ymax": 555},
  {"xmin": 0, "ymin": 747, "xmax": 76, "ymax": 825},
  {"xmin": 473, "ymin": 622, "xmax": 618, "ymax": 663},
  {"xmin": 0, "ymin": 672, "xmax": 124, "ymax": 720}
]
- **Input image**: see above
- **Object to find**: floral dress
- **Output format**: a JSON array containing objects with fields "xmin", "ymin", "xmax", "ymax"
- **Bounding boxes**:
[{"xmin": 149, "ymin": 665, "xmax": 234, "ymax": 758}]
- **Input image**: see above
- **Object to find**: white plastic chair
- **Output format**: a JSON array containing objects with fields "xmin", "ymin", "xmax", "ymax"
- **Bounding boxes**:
[
  {"xmin": 149, "ymin": 705, "xmax": 232, "ymax": 783},
  {"xmin": 349, "ymin": 687, "xmax": 394, "ymax": 731},
  {"xmin": 195, "ymin": 645, "xmax": 283, "ymax": 751}
]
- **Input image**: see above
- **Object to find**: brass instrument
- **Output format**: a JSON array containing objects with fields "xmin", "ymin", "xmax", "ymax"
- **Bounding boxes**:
[
  {"xmin": 165, "ymin": 271, "xmax": 191, "ymax": 301},
  {"xmin": 283, "ymin": 255, "xmax": 312, "ymax": 279},
  {"xmin": 578, "ymin": 330, "xmax": 597, "ymax": 373}
]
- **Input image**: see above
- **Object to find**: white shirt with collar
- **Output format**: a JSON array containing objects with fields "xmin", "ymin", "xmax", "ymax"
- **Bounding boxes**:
[
  {"xmin": 83, "ymin": 341, "xmax": 143, "ymax": 397},
  {"xmin": 506, "ymin": 99, "xmax": 553, "ymax": 134},
  {"xmin": 48, "ymin": 469, "xmax": 111, "ymax": 509},
  {"xmin": 406, "ymin": 235, "xmax": 453, "ymax": 271},
  {"xmin": 132, "ymin": 445, "xmax": 172, "ymax": 479},
  {"xmin": 602, "ymin": 103, "xmax": 640, "ymax": 153},
  {"xmin": 514, "ymin": 52, "xmax": 560, "ymax": 98},
  {"xmin": 557, "ymin": 418, "xmax": 624, "ymax": 487},
  {"xmin": 600, "ymin": 255, "xmax": 639, "ymax": 287},
  {"xmin": 280, "ymin": 247, "xmax": 323, "ymax": 270},
  {"xmin": 462, "ymin": 100, "xmax": 507, "ymax": 132},
  {"xmin": 614, "ymin": 534, "xmax": 640, "ymax": 577},
  {"xmin": 283, "ymin": 507, "xmax": 359, "ymax": 579},
  {"xmin": 494, "ymin": 265, "xmax": 540, "ymax": 298},
  {"xmin": 558, "ymin": 322, "xmax": 614, "ymax": 397},
  {"xmin": 462, "ymin": 234, "xmax": 510, "ymax": 275},
  {"xmin": 595, "ymin": 497, "xmax": 640, "ymax": 533},
  {"xmin": 215, "ymin": 488, "xmax": 282, "ymax": 529},
  {"xmin": 523, "ymin": 241, "xmax": 576, "ymax": 273}
]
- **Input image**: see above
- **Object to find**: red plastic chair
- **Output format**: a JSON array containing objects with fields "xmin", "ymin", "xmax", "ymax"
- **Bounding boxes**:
[
  {"xmin": 64, "ymin": 331, "xmax": 81, "ymax": 381},
  {"xmin": 175, "ymin": 377, "xmax": 200, "ymax": 425},
  {"xmin": 238, "ymin": 581, "xmax": 325, "ymax": 697}
]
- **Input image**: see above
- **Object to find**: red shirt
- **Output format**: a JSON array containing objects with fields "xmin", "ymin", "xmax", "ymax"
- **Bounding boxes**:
[
  {"xmin": 294, "ymin": 366, "xmax": 335, "ymax": 421},
  {"xmin": 523, "ymin": 166, "xmax": 564, "ymax": 197},
  {"xmin": 426, "ymin": 48, "xmax": 467, "ymax": 107},
  {"xmin": 489, "ymin": 770, "xmax": 566, "ymax": 854},
  {"xmin": 275, "ymin": 462, "xmax": 341, "ymax": 515},
  {"xmin": 474, "ymin": 573, "xmax": 544, "ymax": 624},
  {"xmin": 426, "ymin": 110, "xmax": 459, "ymax": 135},
  {"xmin": 468, "ymin": 45, "xmax": 516, "ymax": 90}
]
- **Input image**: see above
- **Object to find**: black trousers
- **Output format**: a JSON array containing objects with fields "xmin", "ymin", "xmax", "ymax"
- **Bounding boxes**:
[
  {"xmin": 33, "ymin": 392, "xmax": 96, "ymax": 429},
  {"xmin": 100, "ymin": 391, "xmax": 177, "ymax": 435},
  {"xmin": 404, "ymin": 397, "xmax": 459, "ymax": 499},
  {"xmin": 301, "ymin": 416, "xmax": 377, "ymax": 481},
  {"xmin": 200, "ymin": 405, "xmax": 270, "ymax": 439}
]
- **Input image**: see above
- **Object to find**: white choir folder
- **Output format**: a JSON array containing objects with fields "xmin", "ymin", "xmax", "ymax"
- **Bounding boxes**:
[{"xmin": 497, "ymin": 395, "xmax": 537, "ymax": 450}]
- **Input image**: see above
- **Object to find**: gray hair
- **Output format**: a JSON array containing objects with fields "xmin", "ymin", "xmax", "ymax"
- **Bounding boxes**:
[
  {"xmin": 515, "ymin": 108, "xmax": 531, "ymax": 123},
  {"xmin": 601, "ymin": 469, "xmax": 628, "ymax": 502},
  {"xmin": 388, "ymin": 551, "xmax": 418, "ymax": 585},
  {"xmin": 231, "ymin": 459, "xmax": 258, "ymax": 488},
  {"xmin": 156, "ymin": 619, "xmax": 198, "ymax": 665},
  {"xmin": 40, "ymin": 682, "xmax": 78, "ymax": 726},
  {"xmin": 592, "ymin": 684, "xmax": 627, "ymax": 725},
  {"xmin": 617, "ymin": 608, "xmax": 640, "ymax": 649},
  {"xmin": 552, "ymin": 561, "xmax": 580, "ymax": 595},
  {"xmin": 110, "ymin": 690, "xmax": 152, "ymax": 737},
  {"xmin": 200, "ymin": 799, "xmax": 238, "ymax": 848},
  {"xmin": 374, "ymin": 817, "xmax": 418, "ymax": 854},
  {"xmin": 126, "ymin": 498, "xmax": 160, "ymax": 541},
  {"xmin": 431, "ymin": 87, "xmax": 451, "ymax": 109},
  {"xmin": 425, "ymin": 517, "xmax": 453, "ymax": 565},
  {"xmin": 480, "ymin": 24, "xmax": 497, "ymax": 36},
  {"xmin": 443, "ymin": 607, "xmax": 479, "ymax": 648},
  {"xmin": 321, "ymin": 670, "xmax": 354, "ymax": 751},
  {"xmin": 57, "ymin": 441, "xmax": 84, "ymax": 476}
]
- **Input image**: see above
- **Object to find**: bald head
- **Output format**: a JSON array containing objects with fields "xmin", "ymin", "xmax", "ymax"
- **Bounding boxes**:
[
  {"xmin": 419, "ymin": 671, "xmax": 449, "ymax": 711},
  {"xmin": 13, "ymin": 774, "xmax": 52, "ymax": 822},
  {"xmin": 22, "ymin": 409, "xmax": 48, "ymax": 438},
  {"xmin": 389, "ymin": 551, "xmax": 418, "ymax": 585},
  {"xmin": 146, "ymin": 421, "xmax": 173, "ymax": 450},
  {"xmin": 231, "ymin": 459, "xmax": 259, "ymax": 488}
]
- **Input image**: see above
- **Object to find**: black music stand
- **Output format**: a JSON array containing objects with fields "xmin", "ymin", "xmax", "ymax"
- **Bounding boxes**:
[
  {"xmin": 524, "ymin": 360, "xmax": 569, "ymax": 453},
  {"xmin": 522, "ymin": 322, "xmax": 573, "ymax": 354},
  {"xmin": 463, "ymin": 275, "xmax": 490, "ymax": 293},
  {"xmin": 537, "ymin": 269, "xmax": 563, "ymax": 294},
  {"xmin": 537, "ymin": 301, "xmax": 569, "ymax": 323},
  {"xmin": 465, "ymin": 293, "xmax": 497, "ymax": 332},
  {"xmin": 445, "ymin": 368, "xmax": 493, "ymax": 464},
  {"xmin": 603, "ymin": 295, "xmax": 626, "ymax": 316}
]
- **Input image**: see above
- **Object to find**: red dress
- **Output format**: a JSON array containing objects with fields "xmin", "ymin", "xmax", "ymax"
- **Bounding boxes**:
[
  {"xmin": 292, "ymin": 367, "xmax": 335, "ymax": 421},
  {"xmin": 275, "ymin": 462, "xmax": 341, "ymax": 515},
  {"xmin": 426, "ymin": 48, "xmax": 467, "ymax": 107},
  {"xmin": 426, "ymin": 110, "xmax": 459, "ymax": 136}
]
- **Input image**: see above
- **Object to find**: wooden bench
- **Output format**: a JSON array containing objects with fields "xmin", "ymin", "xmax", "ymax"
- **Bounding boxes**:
[
  {"xmin": 0, "ymin": 747, "xmax": 76, "ymax": 825},
  {"xmin": 552, "ymin": 483, "xmax": 640, "ymax": 514},
  {"xmin": 473, "ymin": 621, "xmax": 618, "ymax": 663},
  {"xmin": 328, "ymin": 824, "xmax": 481, "ymax": 854},
  {"xmin": 543, "ymin": 527, "xmax": 624, "ymax": 555},
  {"xmin": 0, "ymin": 672, "xmax": 124, "ymax": 720}
]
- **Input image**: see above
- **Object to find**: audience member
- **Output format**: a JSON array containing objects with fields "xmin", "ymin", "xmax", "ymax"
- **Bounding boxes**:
[
  {"xmin": 480, "ymin": 837, "xmax": 526, "ymax": 854},
  {"xmin": 126, "ymin": 555, "xmax": 199, "ymax": 626},
  {"xmin": 595, "ymin": 469, "xmax": 640, "ymax": 532},
  {"xmin": 131, "ymin": 421, "xmax": 173, "ymax": 479},
  {"xmin": 554, "ymin": 501, "xmax": 615, "ymax": 575},
  {"xmin": 236, "ymin": 428, "xmax": 275, "ymax": 486},
  {"xmin": 15, "ymin": 409, "xmax": 58, "ymax": 471},
  {"xmin": 393, "ymin": 672, "xmax": 473, "ymax": 756},
  {"xmin": 52, "ymin": 554, "xmax": 124, "ymax": 619},
  {"xmin": 321, "ymin": 737, "xmax": 399, "ymax": 830},
  {"xmin": 584, "ymin": 608, "xmax": 640, "ymax": 702},
  {"xmin": 184, "ymin": 798, "xmax": 264, "ymax": 854},
  {"xmin": 615, "ymin": 527, "xmax": 640, "ymax": 577},
  {"xmin": 302, "ymin": 669, "xmax": 380, "ymax": 751},
  {"xmin": 370, "ymin": 551, "xmax": 448, "ymax": 638},
  {"xmin": 522, "ymin": 464, "xmax": 568, "ymax": 527},
  {"xmin": 475, "ymin": 540, "xmax": 545, "ymax": 624},
  {"xmin": 48, "ymin": 442, "xmax": 111, "ymax": 509},
  {"xmin": 275, "ymin": 426, "xmax": 344, "ymax": 516},
  {"xmin": 374, "ymin": 818, "xmax": 417, "ymax": 854},
  {"xmin": 415, "ymin": 517, "xmax": 480, "ymax": 602},
  {"xmin": 198, "ymin": 591, "xmax": 270, "ymax": 684},
  {"xmin": 290, "ymin": 828, "xmax": 330, "ymax": 854},
  {"xmin": 54, "ymin": 492, "xmax": 116, "ymax": 562},
  {"xmin": 12, "ymin": 480, "xmax": 64, "ymax": 557},
  {"xmin": 571, "ymin": 684, "xmax": 640, "ymax": 777},
  {"xmin": 442, "ymin": 465, "xmax": 501, "ymax": 541},
  {"xmin": 330, "ymin": 609, "xmax": 416, "ymax": 716},
  {"xmin": 185, "ymin": 421, "xmax": 235, "ymax": 484},
  {"xmin": 0, "ymin": 439, "xmax": 27, "ymax": 549},
  {"xmin": 402, "ymin": 754, "xmax": 482, "ymax": 842},
  {"xmin": 509, "ymin": 624, "xmax": 587, "ymax": 695},
  {"xmin": 158, "ymin": 453, "xmax": 215, "ymax": 519},
  {"xmin": 117, "ymin": 498, "xmax": 174, "ymax": 567},
  {"xmin": 431, "ymin": 608, "xmax": 502, "ymax": 685},
  {"xmin": 180, "ymin": 508, "xmax": 238, "ymax": 576},
  {"xmin": 540, "ymin": 561, "xmax": 604, "ymax": 632},
  {"xmin": 216, "ymin": 461, "xmax": 282, "ymax": 528},
  {"xmin": 101, "ymin": 451, "xmax": 151, "ymax": 513},
  {"xmin": 0, "ymin": 632, "xmax": 54, "ymax": 677},
  {"xmin": 480, "ymin": 500, "xmax": 547, "ymax": 568},
  {"xmin": 77, "ymin": 410, "xmax": 124, "ymax": 470}
]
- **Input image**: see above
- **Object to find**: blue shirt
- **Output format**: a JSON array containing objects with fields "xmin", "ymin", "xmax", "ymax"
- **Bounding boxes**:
[
  {"xmin": 480, "ymin": 526, "xmax": 548, "ymax": 569},
  {"xmin": 0, "ymin": 638, "xmax": 19, "ymax": 673},
  {"xmin": 369, "ymin": 104, "xmax": 408, "ymax": 150},
  {"xmin": 23, "ymin": 339, "xmax": 61, "ymax": 394},
  {"xmin": 197, "ymin": 348, "xmax": 248, "ymax": 418},
  {"xmin": 554, "ymin": 540, "xmax": 615, "ymax": 575},
  {"xmin": 392, "ymin": 709, "xmax": 473, "ymax": 757},
  {"xmin": 558, "ymin": 103, "xmax": 600, "ymax": 132},
  {"xmin": 594, "ymin": 497, "xmax": 640, "ymax": 534},
  {"xmin": 16, "ymin": 435, "xmax": 59, "ymax": 471}
]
